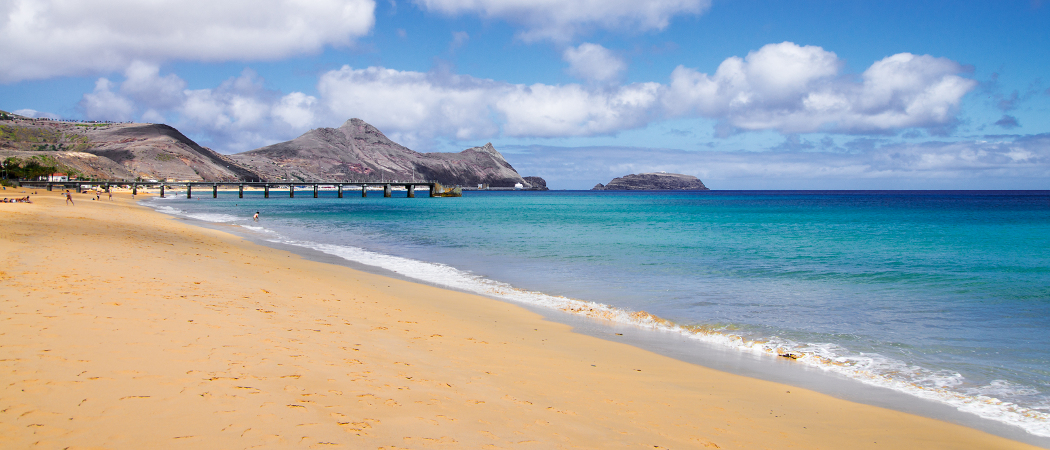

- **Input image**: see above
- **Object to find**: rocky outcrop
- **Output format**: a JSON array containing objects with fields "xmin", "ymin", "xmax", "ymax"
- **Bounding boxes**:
[
  {"xmin": 230, "ymin": 118, "xmax": 529, "ymax": 187},
  {"xmin": 592, "ymin": 173, "xmax": 709, "ymax": 190},
  {"xmin": 0, "ymin": 113, "xmax": 262, "ymax": 181},
  {"xmin": 522, "ymin": 176, "xmax": 548, "ymax": 190}
]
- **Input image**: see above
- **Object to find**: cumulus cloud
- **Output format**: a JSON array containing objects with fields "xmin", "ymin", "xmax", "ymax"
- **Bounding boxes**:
[
  {"xmin": 504, "ymin": 135, "xmax": 1050, "ymax": 189},
  {"xmin": 70, "ymin": 42, "xmax": 979, "ymax": 153},
  {"xmin": 0, "ymin": 0, "xmax": 376, "ymax": 82},
  {"xmin": 664, "ymin": 42, "xmax": 977, "ymax": 134},
  {"xmin": 79, "ymin": 79, "xmax": 136, "ymax": 122},
  {"xmin": 414, "ymin": 0, "xmax": 711, "ymax": 41},
  {"xmin": 563, "ymin": 43, "xmax": 627, "ymax": 83},
  {"xmin": 76, "ymin": 64, "xmax": 322, "ymax": 152},
  {"xmin": 120, "ymin": 61, "xmax": 188, "ymax": 110},
  {"xmin": 316, "ymin": 43, "xmax": 974, "ymax": 144},
  {"xmin": 317, "ymin": 65, "xmax": 663, "ymax": 145}
]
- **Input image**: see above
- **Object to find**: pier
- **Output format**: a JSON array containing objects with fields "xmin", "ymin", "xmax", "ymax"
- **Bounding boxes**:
[{"xmin": 20, "ymin": 181, "xmax": 442, "ymax": 199}]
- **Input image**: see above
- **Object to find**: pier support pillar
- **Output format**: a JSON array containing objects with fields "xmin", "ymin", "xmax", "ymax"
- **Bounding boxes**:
[
  {"xmin": 264, "ymin": 185, "xmax": 269, "ymax": 198},
  {"xmin": 337, "ymin": 184, "xmax": 343, "ymax": 198},
  {"xmin": 407, "ymin": 185, "xmax": 415, "ymax": 198},
  {"xmin": 314, "ymin": 185, "xmax": 318, "ymax": 198},
  {"xmin": 384, "ymin": 184, "xmax": 392, "ymax": 198},
  {"xmin": 213, "ymin": 185, "xmax": 218, "ymax": 198},
  {"xmin": 76, "ymin": 184, "xmax": 82, "ymax": 193},
  {"xmin": 290, "ymin": 185, "xmax": 295, "ymax": 198},
  {"xmin": 187, "ymin": 185, "xmax": 192, "ymax": 199},
  {"xmin": 160, "ymin": 185, "xmax": 165, "ymax": 198},
  {"xmin": 132, "ymin": 184, "xmax": 137, "ymax": 196},
  {"xmin": 430, "ymin": 184, "xmax": 438, "ymax": 197},
  {"xmin": 238, "ymin": 184, "xmax": 243, "ymax": 198},
  {"xmin": 361, "ymin": 186, "xmax": 367, "ymax": 197},
  {"xmin": 47, "ymin": 184, "xmax": 53, "ymax": 191},
  {"xmin": 104, "ymin": 183, "xmax": 110, "ymax": 193}
]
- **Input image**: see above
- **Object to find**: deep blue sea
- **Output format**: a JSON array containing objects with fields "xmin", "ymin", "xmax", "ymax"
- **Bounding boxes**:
[{"xmin": 150, "ymin": 189, "xmax": 1050, "ymax": 436}]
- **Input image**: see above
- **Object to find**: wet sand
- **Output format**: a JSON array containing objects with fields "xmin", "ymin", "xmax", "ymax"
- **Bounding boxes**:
[{"xmin": 0, "ymin": 189, "xmax": 1041, "ymax": 449}]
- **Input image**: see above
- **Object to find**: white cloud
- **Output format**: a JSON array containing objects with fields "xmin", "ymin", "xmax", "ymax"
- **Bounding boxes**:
[
  {"xmin": 69, "ymin": 42, "xmax": 980, "ymax": 154},
  {"xmin": 75, "ymin": 66, "xmax": 324, "ymax": 152},
  {"xmin": 79, "ymin": 79, "xmax": 136, "ymax": 121},
  {"xmin": 496, "ymin": 82, "xmax": 660, "ymax": 136},
  {"xmin": 414, "ymin": 0, "xmax": 711, "ymax": 41},
  {"xmin": 119, "ymin": 61, "xmax": 188, "ymax": 110},
  {"xmin": 273, "ymin": 92, "xmax": 319, "ymax": 130},
  {"xmin": 318, "ymin": 66, "xmax": 503, "ymax": 146},
  {"xmin": 317, "ymin": 65, "xmax": 661, "ymax": 144},
  {"xmin": 664, "ymin": 42, "xmax": 977, "ymax": 134},
  {"xmin": 563, "ymin": 43, "xmax": 627, "ymax": 83},
  {"xmin": 11, "ymin": 109, "xmax": 61, "ymax": 120},
  {"xmin": 0, "ymin": 0, "xmax": 376, "ymax": 82}
]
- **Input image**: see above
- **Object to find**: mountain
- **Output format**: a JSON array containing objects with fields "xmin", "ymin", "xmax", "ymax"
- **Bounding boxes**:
[
  {"xmin": 592, "ymin": 173, "xmax": 709, "ymax": 190},
  {"xmin": 0, "ymin": 112, "xmax": 261, "ymax": 181},
  {"xmin": 1, "ymin": 112, "xmax": 544, "ymax": 187},
  {"xmin": 229, "ymin": 118, "xmax": 531, "ymax": 187}
]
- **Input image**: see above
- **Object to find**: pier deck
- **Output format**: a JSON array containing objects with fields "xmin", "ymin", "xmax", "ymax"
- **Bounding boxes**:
[{"xmin": 19, "ymin": 181, "xmax": 441, "ymax": 199}]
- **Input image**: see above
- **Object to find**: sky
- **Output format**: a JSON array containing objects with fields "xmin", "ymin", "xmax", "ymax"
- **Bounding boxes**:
[{"xmin": 2, "ymin": 0, "xmax": 1049, "ymax": 189}]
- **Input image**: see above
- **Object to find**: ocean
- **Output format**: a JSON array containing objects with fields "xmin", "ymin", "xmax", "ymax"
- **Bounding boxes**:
[{"xmin": 150, "ymin": 189, "xmax": 1050, "ymax": 438}]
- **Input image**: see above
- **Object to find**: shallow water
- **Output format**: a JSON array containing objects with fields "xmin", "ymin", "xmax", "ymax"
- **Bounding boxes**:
[{"xmin": 151, "ymin": 189, "xmax": 1050, "ymax": 437}]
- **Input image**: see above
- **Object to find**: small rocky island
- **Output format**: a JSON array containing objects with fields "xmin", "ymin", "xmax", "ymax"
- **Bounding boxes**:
[{"xmin": 592, "ymin": 172, "xmax": 709, "ymax": 191}]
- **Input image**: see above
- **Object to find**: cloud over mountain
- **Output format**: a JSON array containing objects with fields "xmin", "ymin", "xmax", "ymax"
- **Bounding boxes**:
[{"xmin": 73, "ymin": 43, "xmax": 978, "ymax": 152}]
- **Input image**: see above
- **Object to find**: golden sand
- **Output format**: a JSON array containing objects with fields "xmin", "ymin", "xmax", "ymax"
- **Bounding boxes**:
[{"xmin": 0, "ymin": 189, "xmax": 1040, "ymax": 449}]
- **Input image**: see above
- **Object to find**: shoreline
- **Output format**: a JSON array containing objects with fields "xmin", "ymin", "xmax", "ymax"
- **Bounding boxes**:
[
  {"xmin": 166, "ymin": 196, "xmax": 1050, "ymax": 448},
  {"xmin": 0, "ymin": 189, "xmax": 1044, "ymax": 449}
]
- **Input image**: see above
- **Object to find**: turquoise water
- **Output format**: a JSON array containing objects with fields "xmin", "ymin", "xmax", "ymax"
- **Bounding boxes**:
[{"xmin": 153, "ymin": 190, "xmax": 1050, "ymax": 436}]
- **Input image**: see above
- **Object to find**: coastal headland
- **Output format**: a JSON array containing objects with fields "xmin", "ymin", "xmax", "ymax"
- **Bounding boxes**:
[{"xmin": 0, "ymin": 190, "xmax": 1040, "ymax": 449}]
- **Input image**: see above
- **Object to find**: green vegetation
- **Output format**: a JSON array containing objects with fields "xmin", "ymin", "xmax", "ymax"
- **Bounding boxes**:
[
  {"xmin": 155, "ymin": 153, "xmax": 175, "ymax": 162},
  {"xmin": 0, "ymin": 124, "xmax": 93, "ymax": 152},
  {"xmin": 2, "ymin": 156, "xmax": 58, "ymax": 181},
  {"xmin": 0, "ymin": 111, "xmax": 12, "ymax": 121},
  {"xmin": 0, "ymin": 155, "xmax": 84, "ymax": 182}
]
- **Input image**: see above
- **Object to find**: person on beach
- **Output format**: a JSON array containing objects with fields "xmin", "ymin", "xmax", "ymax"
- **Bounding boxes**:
[
  {"xmin": 108, "ymin": 191, "xmax": 112, "ymax": 200},
  {"xmin": 65, "ymin": 191, "xmax": 74, "ymax": 205},
  {"xmin": 253, "ymin": 211, "xmax": 259, "ymax": 222}
]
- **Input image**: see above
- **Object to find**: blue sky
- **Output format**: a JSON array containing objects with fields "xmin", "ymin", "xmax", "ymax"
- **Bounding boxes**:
[{"xmin": 2, "ymin": 0, "xmax": 1048, "ymax": 189}]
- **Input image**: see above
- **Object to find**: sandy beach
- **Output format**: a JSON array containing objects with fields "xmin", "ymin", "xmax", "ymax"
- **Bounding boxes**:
[{"xmin": 0, "ymin": 188, "xmax": 1041, "ymax": 449}]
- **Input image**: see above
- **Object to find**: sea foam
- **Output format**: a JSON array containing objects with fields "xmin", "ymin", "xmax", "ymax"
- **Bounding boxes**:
[{"xmin": 275, "ymin": 237, "xmax": 1050, "ymax": 438}]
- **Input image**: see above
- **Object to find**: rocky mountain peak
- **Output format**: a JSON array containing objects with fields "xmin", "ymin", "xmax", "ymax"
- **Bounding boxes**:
[
  {"xmin": 465, "ymin": 143, "xmax": 503, "ymax": 158},
  {"xmin": 339, "ymin": 118, "xmax": 398, "ymax": 147}
]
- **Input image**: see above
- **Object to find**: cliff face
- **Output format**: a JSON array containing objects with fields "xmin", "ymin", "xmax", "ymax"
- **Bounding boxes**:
[
  {"xmin": 593, "ymin": 173, "xmax": 709, "ymax": 190},
  {"xmin": 229, "ymin": 118, "xmax": 529, "ymax": 187},
  {"xmin": 0, "ymin": 115, "xmax": 261, "ymax": 181}
]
